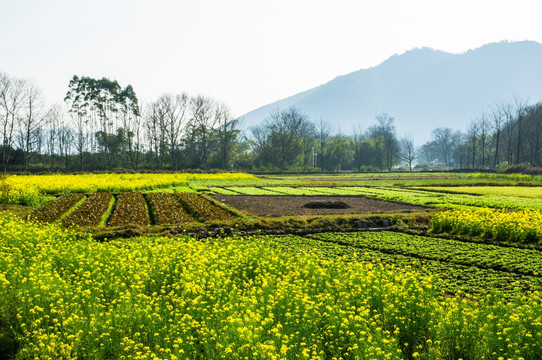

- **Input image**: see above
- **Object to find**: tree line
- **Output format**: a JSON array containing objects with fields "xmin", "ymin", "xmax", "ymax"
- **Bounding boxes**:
[
  {"xmin": 1, "ymin": 71, "xmax": 541, "ymax": 173},
  {"xmin": 420, "ymin": 99, "xmax": 542, "ymax": 170}
]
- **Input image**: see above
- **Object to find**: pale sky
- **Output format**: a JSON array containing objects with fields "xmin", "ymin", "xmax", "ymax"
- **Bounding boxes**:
[{"xmin": 2, "ymin": 0, "xmax": 542, "ymax": 116}]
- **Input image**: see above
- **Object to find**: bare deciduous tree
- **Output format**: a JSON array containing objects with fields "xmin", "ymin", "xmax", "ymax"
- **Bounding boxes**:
[
  {"xmin": 190, "ymin": 95, "xmax": 216, "ymax": 170},
  {"xmin": 316, "ymin": 118, "xmax": 332, "ymax": 171},
  {"xmin": 18, "ymin": 82, "xmax": 46, "ymax": 171},
  {"xmin": 215, "ymin": 101, "xmax": 239, "ymax": 169},
  {"xmin": 400, "ymin": 136, "xmax": 417, "ymax": 171},
  {"xmin": 0, "ymin": 74, "xmax": 25, "ymax": 172}
]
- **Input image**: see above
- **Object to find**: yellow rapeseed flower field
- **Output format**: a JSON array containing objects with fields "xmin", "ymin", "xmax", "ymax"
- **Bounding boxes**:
[
  {"xmin": 432, "ymin": 208, "xmax": 542, "ymax": 243},
  {"xmin": 0, "ymin": 172, "xmax": 256, "ymax": 205},
  {"xmin": 1, "ymin": 213, "xmax": 542, "ymax": 359},
  {"xmin": 425, "ymin": 186, "xmax": 542, "ymax": 198}
]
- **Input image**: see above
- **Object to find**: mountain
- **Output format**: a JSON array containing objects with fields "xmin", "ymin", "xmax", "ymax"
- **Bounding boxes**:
[{"xmin": 240, "ymin": 41, "xmax": 542, "ymax": 144}]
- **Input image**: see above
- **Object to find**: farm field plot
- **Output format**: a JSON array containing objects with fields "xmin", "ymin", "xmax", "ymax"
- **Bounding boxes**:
[
  {"xmin": 62, "ymin": 192, "xmax": 113, "ymax": 227},
  {"xmin": 29, "ymin": 192, "xmax": 239, "ymax": 228},
  {"xmin": 28, "ymin": 193, "xmax": 85, "ymax": 223},
  {"xmin": 2, "ymin": 213, "xmax": 542, "ymax": 360},
  {"xmin": 224, "ymin": 186, "xmax": 283, "ymax": 195},
  {"xmin": 4, "ymin": 172, "xmax": 257, "ymax": 194},
  {"xmin": 109, "ymin": 192, "xmax": 150, "ymax": 227},
  {"xmin": 211, "ymin": 194, "xmax": 429, "ymax": 216},
  {"xmin": 261, "ymin": 172, "xmax": 542, "ymax": 187},
  {"xmin": 333, "ymin": 186, "xmax": 542, "ymax": 210},
  {"xmin": 309, "ymin": 231, "xmax": 542, "ymax": 276},
  {"xmin": 262, "ymin": 232, "xmax": 542, "ymax": 297},
  {"xmin": 420, "ymin": 185, "xmax": 542, "ymax": 198},
  {"xmin": 261, "ymin": 186, "xmax": 330, "ymax": 195},
  {"xmin": 206, "ymin": 186, "xmax": 241, "ymax": 195},
  {"xmin": 0, "ymin": 172, "xmax": 258, "ymax": 207},
  {"xmin": 176, "ymin": 193, "xmax": 236, "ymax": 221},
  {"xmin": 432, "ymin": 208, "xmax": 542, "ymax": 243},
  {"xmin": 146, "ymin": 192, "xmax": 195, "ymax": 225},
  {"xmin": 204, "ymin": 181, "xmax": 542, "ymax": 212}
]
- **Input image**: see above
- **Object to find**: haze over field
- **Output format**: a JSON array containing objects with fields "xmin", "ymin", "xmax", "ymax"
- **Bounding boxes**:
[{"xmin": 241, "ymin": 41, "xmax": 542, "ymax": 144}]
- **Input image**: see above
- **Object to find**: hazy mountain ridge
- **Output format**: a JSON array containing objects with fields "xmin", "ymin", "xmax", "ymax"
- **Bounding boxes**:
[{"xmin": 241, "ymin": 41, "xmax": 542, "ymax": 144}]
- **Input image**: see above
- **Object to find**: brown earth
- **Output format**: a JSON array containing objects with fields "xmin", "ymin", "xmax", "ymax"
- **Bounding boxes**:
[{"xmin": 210, "ymin": 195, "xmax": 429, "ymax": 217}]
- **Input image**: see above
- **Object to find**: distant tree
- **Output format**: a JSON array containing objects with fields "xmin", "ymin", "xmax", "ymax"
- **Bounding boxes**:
[
  {"xmin": 314, "ymin": 119, "xmax": 332, "ymax": 172},
  {"xmin": 477, "ymin": 115, "xmax": 490, "ymax": 168},
  {"xmin": 188, "ymin": 95, "xmax": 215, "ymax": 170},
  {"xmin": 118, "ymin": 85, "xmax": 141, "ymax": 169},
  {"xmin": 65, "ymin": 75, "xmax": 139, "ymax": 169},
  {"xmin": 145, "ymin": 99, "xmax": 167, "ymax": 168},
  {"xmin": 490, "ymin": 103, "xmax": 506, "ymax": 168},
  {"xmin": 399, "ymin": 136, "xmax": 416, "ymax": 171},
  {"xmin": 250, "ymin": 107, "xmax": 314, "ymax": 170},
  {"xmin": 0, "ymin": 73, "xmax": 25, "ymax": 172},
  {"xmin": 514, "ymin": 97, "xmax": 529, "ymax": 164},
  {"xmin": 431, "ymin": 127, "xmax": 454, "ymax": 166},
  {"xmin": 367, "ymin": 113, "xmax": 399, "ymax": 171},
  {"xmin": 147, "ymin": 93, "xmax": 188, "ymax": 170},
  {"xmin": 249, "ymin": 122, "xmax": 271, "ymax": 168},
  {"xmin": 465, "ymin": 121, "xmax": 478, "ymax": 168},
  {"xmin": 17, "ymin": 81, "xmax": 45, "ymax": 171},
  {"xmin": 214, "ymin": 101, "xmax": 239, "ymax": 169},
  {"xmin": 44, "ymin": 104, "xmax": 66, "ymax": 170},
  {"xmin": 351, "ymin": 124, "xmax": 366, "ymax": 172},
  {"xmin": 327, "ymin": 133, "xmax": 351, "ymax": 171}
]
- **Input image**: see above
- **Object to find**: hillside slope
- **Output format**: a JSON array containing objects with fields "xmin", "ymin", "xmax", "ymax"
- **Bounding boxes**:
[{"xmin": 241, "ymin": 41, "xmax": 542, "ymax": 144}]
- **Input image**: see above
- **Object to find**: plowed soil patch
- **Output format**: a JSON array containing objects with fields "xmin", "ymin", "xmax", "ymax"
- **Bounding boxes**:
[{"xmin": 210, "ymin": 195, "xmax": 429, "ymax": 217}]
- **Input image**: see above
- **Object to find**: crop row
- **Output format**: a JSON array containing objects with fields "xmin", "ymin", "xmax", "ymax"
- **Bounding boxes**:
[
  {"xmin": 176, "ymin": 193, "xmax": 235, "ymax": 222},
  {"xmin": 468, "ymin": 172, "xmax": 542, "ymax": 183},
  {"xmin": 30, "ymin": 191, "xmax": 238, "ymax": 227},
  {"xmin": 62, "ymin": 192, "xmax": 114, "ymax": 227},
  {"xmin": 422, "ymin": 185, "xmax": 542, "ymax": 198},
  {"xmin": 224, "ymin": 186, "xmax": 282, "ymax": 195},
  {"xmin": 109, "ymin": 192, "xmax": 150, "ymax": 227},
  {"xmin": 262, "ymin": 186, "xmax": 329, "ymax": 195},
  {"xmin": 147, "ymin": 192, "xmax": 195, "ymax": 225},
  {"xmin": 28, "ymin": 193, "xmax": 85, "ymax": 223},
  {"xmin": 207, "ymin": 187, "xmax": 241, "ymax": 195},
  {"xmin": 261, "ymin": 233, "xmax": 542, "ymax": 297},
  {"xmin": 309, "ymin": 231, "xmax": 542, "ymax": 276},
  {"xmin": 432, "ymin": 208, "xmax": 542, "ymax": 243},
  {"xmin": 323, "ymin": 186, "xmax": 542, "ymax": 211},
  {"xmin": 302, "ymin": 186, "xmax": 370, "ymax": 195}
]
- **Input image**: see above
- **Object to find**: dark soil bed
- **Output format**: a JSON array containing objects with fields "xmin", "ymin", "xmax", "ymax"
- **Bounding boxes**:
[{"xmin": 210, "ymin": 195, "xmax": 429, "ymax": 217}]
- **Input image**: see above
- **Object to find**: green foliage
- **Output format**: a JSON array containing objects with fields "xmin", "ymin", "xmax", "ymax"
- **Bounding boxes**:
[
  {"xmin": 224, "ymin": 186, "xmax": 282, "ymax": 195},
  {"xmin": 266, "ymin": 232, "xmax": 542, "ymax": 298}
]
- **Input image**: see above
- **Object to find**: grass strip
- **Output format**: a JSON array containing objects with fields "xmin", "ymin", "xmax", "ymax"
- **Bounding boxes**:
[
  {"xmin": 56, "ymin": 195, "xmax": 87, "ymax": 223},
  {"xmin": 98, "ymin": 195, "xmax": 117, "ymax": 227}
]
